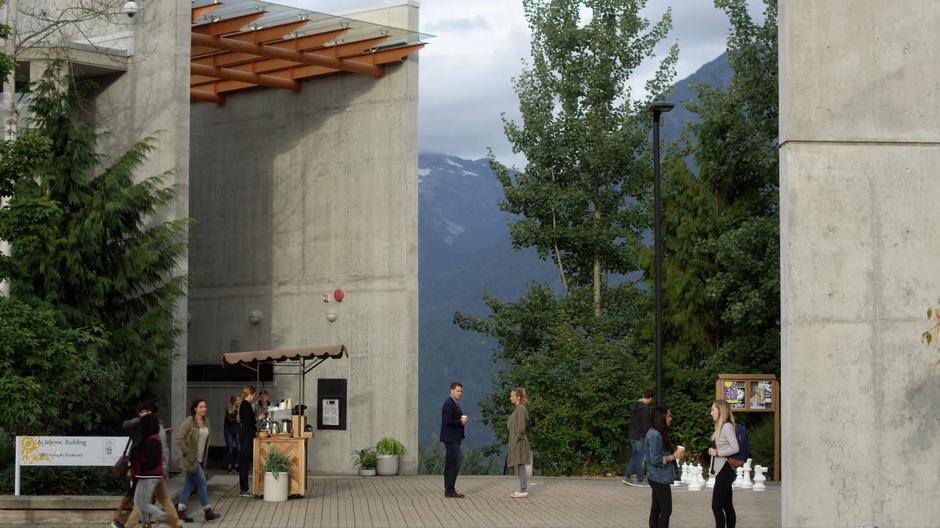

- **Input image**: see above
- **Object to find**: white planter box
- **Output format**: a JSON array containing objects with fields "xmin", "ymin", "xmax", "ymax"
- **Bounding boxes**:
[
  {"xmin": 264, "ymin": 471, "xmax": 289, "ymax": 502},
  {"xmin": 359, "ymin": 468, "xmax": 376, "ymax": 477},
  {"xmin": 376, "ymin": 455, "xmax": 399, "ymax": 476}
]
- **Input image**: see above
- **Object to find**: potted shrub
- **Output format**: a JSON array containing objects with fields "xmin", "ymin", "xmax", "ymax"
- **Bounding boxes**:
[
  {"xmin": 263, "ymin": 448, "xmax": 291, "ymax": 502},
  {"xmin": 375, "ymin": 437, "xmax": 406, "ymax": 476},
  {"xmin": 352, "ymin": 447, "xmax": 378, "ymax": 476}
]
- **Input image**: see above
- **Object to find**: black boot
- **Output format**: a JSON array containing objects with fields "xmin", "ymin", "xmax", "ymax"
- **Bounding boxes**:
[{"xmin": 204, "ymin": 507, "xmax": 221, "ymax": 521}]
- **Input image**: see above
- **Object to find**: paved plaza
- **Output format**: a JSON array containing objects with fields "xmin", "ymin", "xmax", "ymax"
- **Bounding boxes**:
[{"xmin": 56, "ymin": 473, "xmax": 781, "ymax": 528}]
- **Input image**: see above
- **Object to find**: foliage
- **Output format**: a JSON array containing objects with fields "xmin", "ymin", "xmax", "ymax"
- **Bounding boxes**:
[
  {"xmin": 458, "ymin": 284, "xmax": 650, "ymax": 475},
  {"xmin": 491, "ymin": 0, "xmax": 677, "ymax": 313},
  {"xmin": 264, "ymin": 448, "xmax": 291, "ymax": 479},
  {"xmin": 648, "ymin": 0, "xmax": 780, "ymax": 450},
  {"xmin": 0, "ymin": 4, "xmax": 12, "ymax": 88},
  {"xmin": 418, "ymin": 443, "xmax": 502, "ymax": 476},
  {"xmin": 0, "ymin": 298, "xmax": 124, "ymax": 433},
  {"xmin": 376, "ymin": 437, "xmax": 406, "ymax": 457},
  {"xmin": 920, "ymin": 303, "xmax": 940, "ymax": 366},
  {"xmin": 352, "ymin": 447, "xmax": 378, "ymax": 469},
  {"xmin": 0, "ymin": 60, "xmax": 188, "ymax": 418}
]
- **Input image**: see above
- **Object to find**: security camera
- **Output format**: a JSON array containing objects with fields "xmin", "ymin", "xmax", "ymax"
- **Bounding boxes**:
[{"xmin": 122, "ymin": 1, "xmax": 140, "ymax": 17}]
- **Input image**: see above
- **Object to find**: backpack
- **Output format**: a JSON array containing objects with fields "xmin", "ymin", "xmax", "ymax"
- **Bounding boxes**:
[{"xmin": 727, "ymin": 423, "xmax": 750, "ymax": 468}]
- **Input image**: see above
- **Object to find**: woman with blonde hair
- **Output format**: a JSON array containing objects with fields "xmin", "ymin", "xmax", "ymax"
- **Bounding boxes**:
[
  {"xmin": 707, "ymin": 399, "xmax": 739, "ymax": 528},
  {"xmin": 506, "ymin": 388, "xmax": 532, "ymax": 498}
]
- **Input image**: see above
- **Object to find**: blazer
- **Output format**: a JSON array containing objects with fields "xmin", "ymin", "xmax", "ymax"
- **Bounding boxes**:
[{"xmin": 439, "ymin": 397, "xmax": 465, "ymax": 444}]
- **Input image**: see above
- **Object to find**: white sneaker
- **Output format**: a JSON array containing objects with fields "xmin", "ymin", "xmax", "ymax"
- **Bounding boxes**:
[{"xmin": 511, "ymin": 491, "xmax": 529, "ymax": 498}]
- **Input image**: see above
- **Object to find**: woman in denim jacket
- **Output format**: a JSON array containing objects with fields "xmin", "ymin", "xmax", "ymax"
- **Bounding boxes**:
[{"xmin": 644, "ymin": 407, "xmax": 686, "ymax": 528}]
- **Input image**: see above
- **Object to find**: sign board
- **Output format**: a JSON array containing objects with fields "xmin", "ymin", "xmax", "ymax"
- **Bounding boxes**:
[
  {"xmin": 14, "ymin": 436, "xmax": 129, "ymax": 495},
  {"xmin": 321, "ymin": 399, "xmax": 340, "ymax": 427},
  {"xmin": 715, "ymin": 374, "xmax": 781, "ymax": 482}
]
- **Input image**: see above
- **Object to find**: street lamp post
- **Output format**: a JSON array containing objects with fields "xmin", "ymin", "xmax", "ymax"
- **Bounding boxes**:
[{"xmin": 650, "ymin": 100, "xmax": 674, "ymax": 405}]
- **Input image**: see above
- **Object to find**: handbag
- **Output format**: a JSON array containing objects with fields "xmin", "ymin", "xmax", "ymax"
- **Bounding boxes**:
[{"xmin": 112, "ymin": 438, "xmax": 132, "ymax": 478}]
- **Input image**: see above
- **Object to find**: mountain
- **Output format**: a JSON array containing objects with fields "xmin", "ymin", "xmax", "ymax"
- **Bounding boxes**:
[{"xmin": 417, "ymin": 53, "xmax": 733, "ymax": 450}]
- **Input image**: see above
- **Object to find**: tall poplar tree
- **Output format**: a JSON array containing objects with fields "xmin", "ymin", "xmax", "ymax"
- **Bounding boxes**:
[
  {"xmin": 491, "ymin": 0, "xmax": 677, "ymax": 316},
  {"xmin": 459, "ymin": 0, "xmax": 678, "ymax": 474}
]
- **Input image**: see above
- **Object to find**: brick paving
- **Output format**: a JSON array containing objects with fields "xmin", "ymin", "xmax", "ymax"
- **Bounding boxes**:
[{"xmin": 56, "ymin": 474, "xmax": 781, "ymax": 528}]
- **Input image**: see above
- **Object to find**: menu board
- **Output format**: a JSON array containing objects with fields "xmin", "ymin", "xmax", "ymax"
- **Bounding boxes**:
[{"xmin": 723, "ymin": 381, "xmax": 746, "ymax": 409}]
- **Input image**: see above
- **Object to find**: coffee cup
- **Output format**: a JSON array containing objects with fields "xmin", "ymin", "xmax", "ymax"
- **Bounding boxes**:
[{"xmin": 461, "ymin": 414, "xmax": 468, "ymax": 423}]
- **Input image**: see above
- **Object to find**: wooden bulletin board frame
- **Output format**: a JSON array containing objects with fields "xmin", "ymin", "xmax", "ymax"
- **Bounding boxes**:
[{"xmin": 715, "ymin": 374, "xmax": 780, "ymax": 481}]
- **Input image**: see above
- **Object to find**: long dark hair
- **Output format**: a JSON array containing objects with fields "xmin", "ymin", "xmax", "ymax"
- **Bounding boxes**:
[{"xmin": 650, "ymin": 406, "xmax": 673, "ymax": 451}]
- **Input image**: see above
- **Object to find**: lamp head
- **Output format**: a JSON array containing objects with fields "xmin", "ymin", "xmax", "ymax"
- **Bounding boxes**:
[
  {"xmin": 122, "ymin": 1, "xmax": 140, "ymax": 17},
  {"xmin": 649, "ymin": 100, "xmax": 675, "ymax": 115}
]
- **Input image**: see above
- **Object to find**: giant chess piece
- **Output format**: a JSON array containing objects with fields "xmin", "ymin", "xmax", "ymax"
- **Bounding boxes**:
[
  {"xmin": 687, "ymin": 464, "xmax": 704, "ymax": 491},
  {"xmin": 752, "ymin": 465, "xmax": 767, "ymax": 492},
  {"xmin": 681, "ymin": 462, "xmax": 690, "ymax": 483},
  {"xmin": 706, "ymin": 467, "xmax": 716, "ymax": 488},
  {"xmin": 733, "ymin": 465, "xmax": 745, "ymax": 488},
  {"xmin": 739, "ymin": 458, "xmax": 753, "ymax": 488}
]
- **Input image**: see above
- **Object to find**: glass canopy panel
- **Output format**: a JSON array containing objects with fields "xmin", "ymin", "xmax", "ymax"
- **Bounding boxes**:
[{"xmin": 192, "ymin": 0, "xmax": 432, "ymax": 46}]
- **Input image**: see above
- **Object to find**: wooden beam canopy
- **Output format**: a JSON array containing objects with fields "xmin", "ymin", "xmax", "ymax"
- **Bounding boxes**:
[{"xmin": 189, "ymin": 1, "xmax": 426, "ymax": 104}]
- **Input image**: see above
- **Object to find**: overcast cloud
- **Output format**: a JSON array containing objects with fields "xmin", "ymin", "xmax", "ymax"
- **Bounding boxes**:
[{"xmin": 275, "ymin": 0, "xmax": 767, "ymax": 166}]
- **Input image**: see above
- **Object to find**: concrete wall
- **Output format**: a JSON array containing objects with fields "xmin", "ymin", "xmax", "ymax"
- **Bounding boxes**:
[
  {"xmin": 780, "ymin": 1, "xmax": 940, "ymax": 526},
  {"xmin": 189, "ymin": 4, "xmax": 419, "ymax": 475}
]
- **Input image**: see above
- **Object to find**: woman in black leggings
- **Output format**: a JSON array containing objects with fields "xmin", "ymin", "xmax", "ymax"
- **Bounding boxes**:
[
  {"xmin": 708, "ymin": 399, "xmax": 740, "ymax": 528},
  {"xmin": 644, "ymin": 406, "xmax": 685, "ymax": 528}
]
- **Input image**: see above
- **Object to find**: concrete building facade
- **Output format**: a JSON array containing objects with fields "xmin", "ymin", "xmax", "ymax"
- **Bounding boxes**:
[
  {"xmin": 3, "ymin": 0, "xmax": 422, "ymax": 474},
  {"xmin": 780, "ymin": 1, "xmax": 940, "ymax": 525}
]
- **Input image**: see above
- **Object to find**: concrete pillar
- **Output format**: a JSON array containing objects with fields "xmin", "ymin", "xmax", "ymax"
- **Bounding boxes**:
[{"xmin": 780, "ymin": 1, "xmax": 940, "ymax": 526}]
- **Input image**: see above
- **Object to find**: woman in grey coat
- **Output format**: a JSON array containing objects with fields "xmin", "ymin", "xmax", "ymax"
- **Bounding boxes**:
[{"xmin": 506, "ymin": 388, "xmax": 532, "ymax": 498}]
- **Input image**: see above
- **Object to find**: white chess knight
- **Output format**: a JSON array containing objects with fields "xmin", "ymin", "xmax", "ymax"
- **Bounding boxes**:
[
  {"xmin": 687, "ymin": 464, "xmax": 704, "ymax": 491},
  {"xmin": 752, "ymin": 465, "xmax": 767, "ymax": 491}
]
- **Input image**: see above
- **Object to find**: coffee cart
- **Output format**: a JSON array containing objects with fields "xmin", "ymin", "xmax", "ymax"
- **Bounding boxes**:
[{"xmin": 222, "ymin": 344, "xmax": 346, "ymax": 497}]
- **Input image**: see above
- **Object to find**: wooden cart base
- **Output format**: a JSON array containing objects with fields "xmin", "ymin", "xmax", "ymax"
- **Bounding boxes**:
[{"xmin": 253, "ymin": 435, "xmax": 311, "ymax": 497}]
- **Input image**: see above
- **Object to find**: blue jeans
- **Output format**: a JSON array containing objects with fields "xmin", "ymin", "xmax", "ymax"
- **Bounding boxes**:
[
  {"xmin": 178, "ymin": 464, "xmax": 210, "ymax": 509},
  {"xmin": 624, "ymin": 438, "xmax": 646, "ymax": 481},
  {"xmin": 225, "ymin": 428, "xmax": 240, "ymax": 467}
]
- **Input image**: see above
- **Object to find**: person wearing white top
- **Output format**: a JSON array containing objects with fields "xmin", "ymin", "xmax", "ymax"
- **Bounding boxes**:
[{"xmin": 708, "ymin": 399, "xmax": 739, "ymax": 528}]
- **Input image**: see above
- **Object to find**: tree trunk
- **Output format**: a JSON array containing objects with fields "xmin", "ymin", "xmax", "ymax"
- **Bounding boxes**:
[
  {"xmin": 0, "ymin": 0, "xmax": 17, "ymax": 297},
  {"xmin": 593, "ymin": 203, "xmax": 601, "ymax": 317},
  {"xmin": 3, "ymin": 0, "xmax": 19, "ymax": 141}
]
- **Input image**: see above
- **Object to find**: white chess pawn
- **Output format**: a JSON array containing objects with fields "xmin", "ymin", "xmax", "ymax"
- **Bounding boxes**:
[
  {"xmin": 672, "ymin": 462, "xmax": 683, "ymax": 487},
  {"xmin": 706, "ymin": 468, "xmax": 716, "ymax": 488},
  {"xmin": 740, "ymin": 459, "xmax": 753, "ymax": 488},
  {"xmin": 680, "ymin": 462, "xmax": 690, "ymax": 483},
  {"xmin": 695, "ymin": 464, "xmax": 706, "ymax": 484},
  {"xmin": 734, "ymin": 465, "xmax": 745, "ymax": 487},
  {"xmin": 752, "ymin": 465, "xmax": 767, "ymax": 492}
]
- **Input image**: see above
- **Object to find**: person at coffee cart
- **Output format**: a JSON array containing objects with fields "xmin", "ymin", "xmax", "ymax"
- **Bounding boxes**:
[
  {"xmin": 256, "ymin": 389, "xmax": 271, "ymax": 423},
  {"xmin": 239, "ymin": 385, "xmax": 258, "ymax": 497}
]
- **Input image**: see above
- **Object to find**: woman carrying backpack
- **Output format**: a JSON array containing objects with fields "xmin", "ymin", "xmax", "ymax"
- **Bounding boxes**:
[
  {"xmin": 708, "ymin": 399, "xmax": 740, "ymax": 528},
  {"xmin": 131, "ymin": 414, "xmax": 167, "ymax": 528},
  {"xmin": 645, "ymin": 406, "xmax": 685, "ymax": 528}
]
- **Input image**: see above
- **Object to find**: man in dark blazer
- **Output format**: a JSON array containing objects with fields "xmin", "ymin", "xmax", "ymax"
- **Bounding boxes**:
[{"xmin": 440, "ymin": 381, "xmax": 468, "ymax": 498}]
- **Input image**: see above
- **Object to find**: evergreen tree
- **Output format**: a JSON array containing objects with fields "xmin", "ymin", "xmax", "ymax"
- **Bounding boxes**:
[
  {"xmin": 2, "ymin": 61, "xmax": 187, "ymax": 411},
  {"xmin": 654, "ymin": 0, "xmax": 779, "ymax": 454}
]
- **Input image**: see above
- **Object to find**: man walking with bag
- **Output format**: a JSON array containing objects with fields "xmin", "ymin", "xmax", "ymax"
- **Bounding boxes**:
[{"xmin": 623, "ymin": 391, "xmax": 654, "ymax": 486}]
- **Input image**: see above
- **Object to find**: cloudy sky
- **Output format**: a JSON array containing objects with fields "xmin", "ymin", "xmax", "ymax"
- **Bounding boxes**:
[{"xmin": 278, "ymin": 0, "xmax": 766, "ymax": 166}]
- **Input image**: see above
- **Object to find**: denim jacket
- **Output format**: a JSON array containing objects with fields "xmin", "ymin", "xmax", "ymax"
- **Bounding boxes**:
[{"xmin": 644, "ymin": 428, "xmax": 675, "ymax": 485}]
